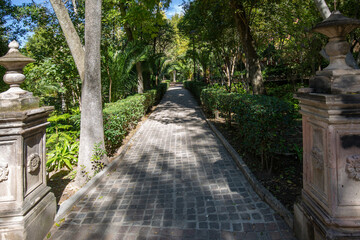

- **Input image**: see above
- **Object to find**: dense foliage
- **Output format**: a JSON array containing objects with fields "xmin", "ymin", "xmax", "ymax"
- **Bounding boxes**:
[
  {"xmin": 185, "ymin": 81, "xmax": 296, "ymax": 173},
  {"xmin": 233, "ymin": 95, "xmax": 295, "ymax": 173},
  {"xmin": 0, "ymin": 0, "xmax": 14, "ymax": 92},
  {"xmin": 3, "ymin": 0, "xmax": 360, "ymax": 178},
  {"xmin": 46, "ymin": 111, "xmax": 80, "ymax": 172},
  {"xmin": 3, "ymin": 0, "xmax": 360, "ymax": 99},
  {"xmin": 177, "ymin": 0, "xmax": 360, "ymax": 93}
]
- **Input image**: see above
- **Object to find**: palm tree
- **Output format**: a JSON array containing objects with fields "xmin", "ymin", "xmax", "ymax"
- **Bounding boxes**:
[{"xmin": 105, "ymin": 42, "xmax": 150, "ymax": 102}]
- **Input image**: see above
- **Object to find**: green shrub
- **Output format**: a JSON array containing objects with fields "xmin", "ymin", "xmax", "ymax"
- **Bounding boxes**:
[
  {"xmin": 199, "ymin": 85, "xmax": 295, "ymax": 173},
  {"xmin": 144, "ymin": 89, "xmax": 157, "ymax": 111},
  {"xmin": 200, "ymin": 88, "xmax": 225, "ymax": 115},
  {"xmin": 103, "ymin": 94, "xmax": 146, "ymax": 155},
  {"xmin": 46, "ymin": 112, "xmax": 80, "ymax": 172},
  {"xmin": 233, "ymin": 94, "xmax": 295, "ymax": 172},
  {"xmin": 201, "ymin": 88, "xmax": 240, "ymax": 125},
  {"xmin": 103, "ymin": 83, "xmax": 168, "ymax": 155},
  {"xmin": 91, "ymin": 141, "xmax": 108, "ymax": 175},
  {"xmin": 156, "ymin": 82, "xmax": 169, "ymax": 102},
  {"xmin": 266, "ymin": 83, "xmax": 302, "ymax": 118},
  {"xmin": 162, "ymin": 80, "xmax": 171, "ymax": 86},
  {"xmin": 184, "ymin": 81, "xmax": 207, "ymax": 101},
  {"xmin": 46, "ymin": 136, "xmax": 79, "ymax": 172}
]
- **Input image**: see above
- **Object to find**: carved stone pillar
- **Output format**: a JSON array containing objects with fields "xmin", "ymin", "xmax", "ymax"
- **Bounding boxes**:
[
  {"xmin": 294, "ymin": 94, "xmax": 360, "ymax": 240},
  {"xmin": 0, "ymin": 41, "xmax": 56, "ymax": 240},
  {"xmin": 294, "ymin": 12, "xmax": 360, "ymax": 240}
]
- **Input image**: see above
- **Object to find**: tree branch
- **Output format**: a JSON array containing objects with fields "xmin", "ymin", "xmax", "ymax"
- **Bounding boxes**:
[
  {"xmin": 49, "ymin": 0, "xmax": 85, "ymax": 81},
  {"xmin": 313, "ymin": 0, "xmax": 331, "ymax": 19}
]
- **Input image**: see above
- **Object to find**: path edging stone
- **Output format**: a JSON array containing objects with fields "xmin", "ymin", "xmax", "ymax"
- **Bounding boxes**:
[
  {"xmin": 54, "ymin": 133, "xmax": 135, "ymax": 223},
  {"xmin": 199, "ymin": 107, "xmax": 294, "ymax": 230}
]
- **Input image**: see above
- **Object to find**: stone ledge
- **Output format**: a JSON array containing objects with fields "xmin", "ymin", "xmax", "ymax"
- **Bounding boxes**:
[{"xmin": 0, "ymin": 106, "xmax": 53, "ymax": 120}]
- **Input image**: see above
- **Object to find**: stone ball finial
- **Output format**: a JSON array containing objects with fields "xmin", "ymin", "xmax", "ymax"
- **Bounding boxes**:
[
  {"xmin": 0, "ymin": 40, "xmax": 35, "ymax": 89},
  {"xmin": 8, "ymin": 41, "xmax": 20, "ymax": 55},
  {"xmin": 0, "ymin": 40, "xmax": 39, "ymax": 111},
  {"xmin": 8, "ymin": 40, "xmax": 21, "ymax": 54},
  {"xmin": 313, "ymin": 11, "xmax": 360, "ymax": 70},
  {"xmin": 9, "ymin": 40, "xmax": 19, "ymax": 50}
]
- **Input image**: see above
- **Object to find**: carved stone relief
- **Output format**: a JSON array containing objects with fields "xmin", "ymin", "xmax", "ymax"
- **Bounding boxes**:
[
  {"xmin": 311, "ymin": 147, "xmax": 324, "ymax": 170},
  {"xmin": 0, "ymin": 163, "xmax": 9, "ymax": 182},
  {"xmin": 27, "ymin": 153, "xmax": 40, "ymax": 174},
  {"xmin": 346, "ymin": 155, "xmax": 360, "ymax": 181}
]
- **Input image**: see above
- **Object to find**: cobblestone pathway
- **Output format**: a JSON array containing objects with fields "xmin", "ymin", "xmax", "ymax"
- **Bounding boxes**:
[{"xmin": 49, "ymin": 86, "xmax": 296, "ymax": 240}]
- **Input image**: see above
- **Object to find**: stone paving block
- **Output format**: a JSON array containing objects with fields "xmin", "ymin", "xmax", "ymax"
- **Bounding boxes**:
[
  {"xmin": 269, "ymin": 231, "xmax": 283, "ymax": 240},
  {"xmin": 48, "ymin": 86, "xmax": 295, "ymax": 240}
]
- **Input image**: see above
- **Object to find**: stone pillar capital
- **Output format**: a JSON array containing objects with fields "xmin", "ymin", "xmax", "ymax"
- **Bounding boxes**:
[{"xmin": 0, "ymin": 40, "xmax": 39, "ymax": 111}]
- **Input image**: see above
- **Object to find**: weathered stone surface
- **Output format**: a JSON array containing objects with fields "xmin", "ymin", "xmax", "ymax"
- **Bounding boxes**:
[
  {"xmin": 0, "ymin": 92, "xmax": 39, "ymax": 112},
  {"xmin": 312, "ymin": 11, "xmax": 360, "ymax": 72},
  {"xmin": 310, "ymin": 70, "xmax": 360, "ymax": 94},
  {"xmin": 0, "ymin": 41, "xmax": 39, "ymax": 112},
  {"xmin": 0, "ymin": 107, "xmax": 56, "ymax": 240},
  {"xmin": 295, "ymin": 91, "xmax": 360, "ymax": 239}
]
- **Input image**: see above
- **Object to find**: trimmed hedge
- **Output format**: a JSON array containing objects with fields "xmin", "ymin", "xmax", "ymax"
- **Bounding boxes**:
[
  {"xmin": 186, "ymin": 81, "xmax": 295, "ymax": 172},
  {"xmin": 201, "ymin": 88, "xmax": 239, "ymax": 124},
  {"xmin": 233, "ymin": 94, "xmax": 295, "ymax": 171},
  {"xmin": 103, "ymin": 82, "xmax": 169, "ymax": 155},
  {"xmin": 201, "ymin": 88, "xmax": 225, "ymax": 114},
  {"xmin": 183, "ymin": 80, "xmax": 207, "ymax": 101}
]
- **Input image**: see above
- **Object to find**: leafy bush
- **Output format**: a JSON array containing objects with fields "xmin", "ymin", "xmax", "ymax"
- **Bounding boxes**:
[
  {"xmin": 266, "ymin": 83, "xmax": 302, "ymax": 118},
  {"xmin": 184, "ymin": 80, "xmax": 207, "ymax": 101},
  {"xmin": 103, "ymin": 82, "xmax": 169, "ymax": 155},
  {"xmin": 144, "ymin": 89, "xmax": 157, "ymax": 111},
  {"xmin": 210, "ymin": 82, "xmax": 248, "ymax": 94},
  {"xmin": 195, "ymin": 81, "xmax": 296, "ymax": 172},
  {"xmin": 201, "ymin": 88, "xmax": 239, "ymax": 125},
  {"xmin": 91, "ymin": 142, "xmax": 108, "ymax": 174},
  {"xmin": 200, "ymin": 88, "xmax": 224, "ymax": 114},
  {"xmin": 46, "ymin": 112, "xmax": 80, "ymax": 172},
  {"xmin": 233, "ymin": 94, "xmax": 295, "ymax": 172},
  {"xmin": 46, "ymin": 136, "xmax": 79, "ymax": 172},
  {"xmin": 154, "ymin": 81, "xmax": 170, "ymax": 103},
  {"xmin": 103, "ymin": 94, "xmax": 145, "ymax": 155}
]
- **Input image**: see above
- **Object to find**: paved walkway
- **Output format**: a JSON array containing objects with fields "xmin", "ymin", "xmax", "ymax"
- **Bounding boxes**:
[{"xmin": 49, "ymin": 86, "xmax": 296, "ymax": 240}]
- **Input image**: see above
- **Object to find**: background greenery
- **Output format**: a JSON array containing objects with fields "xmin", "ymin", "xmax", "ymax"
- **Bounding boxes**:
[{"xmin": 1, "ymin": 0, "xmax": 360, "ymax": 174}]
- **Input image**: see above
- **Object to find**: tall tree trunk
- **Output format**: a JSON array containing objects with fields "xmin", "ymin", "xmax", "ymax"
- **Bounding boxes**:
[
  {"xmin": 119, "ymin": 2, "xmax": 144, "ymax": 93},
  {"xmin": 76, "ymin": 0, "xmax": 107, "ymax": 187},
  {"xmin": 136, "ymin": 62, "xmax": 144, "ymax": 93},
  {"xmin": 230, "ymin": 0, "xmax": 265, "ymax": 95},
  {"xmin": 49, "ymin": 0, "xmax": 85, "ymax": 82},
  {"xmin": 203, "ymin": 65, "xmax": 207, "ymax": 82},
  {"xmin": 224, "ymin": 63, "xmax": 231, "ymax": 90},
  {"xmin": 106, "ymin": 65, "xmax": 112, "ymax": 102},
  {"xmin": 313, "ymin": 0, "xmax": 331, "ymax": 19}
]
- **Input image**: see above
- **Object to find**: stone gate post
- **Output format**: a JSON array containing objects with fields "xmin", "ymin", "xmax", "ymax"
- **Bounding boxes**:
[
  {"xmin": 294, "ymin": 12, "xmax": 360, "ymax": 240},
  {"xmin": 0, "ymin": 41, "xmax": 56, "ymax": 240}
]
